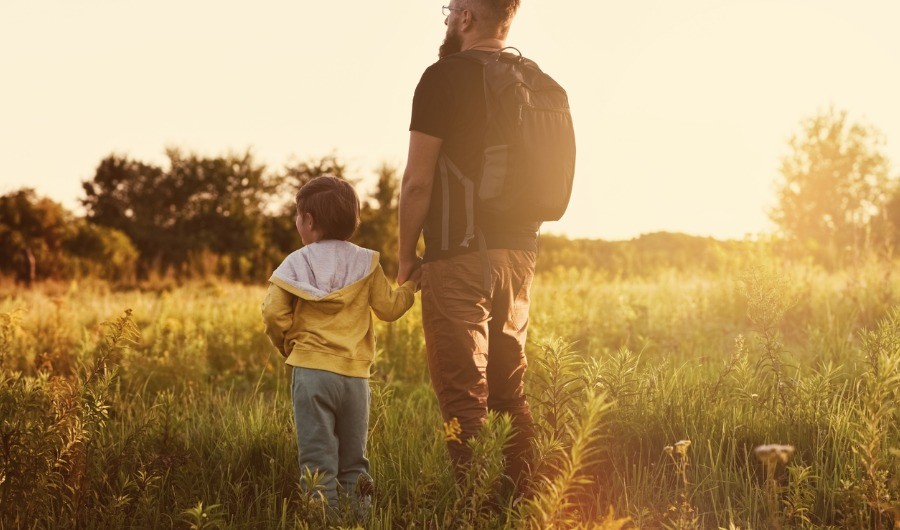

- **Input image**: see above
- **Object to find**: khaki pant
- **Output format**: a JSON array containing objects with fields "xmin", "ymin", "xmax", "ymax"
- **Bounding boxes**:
[{"xmin": 421, "ymin": 249, "xmax": 536, "ymax": 485}]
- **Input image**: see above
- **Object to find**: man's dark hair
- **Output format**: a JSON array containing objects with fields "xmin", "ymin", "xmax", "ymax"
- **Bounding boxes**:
[{"xmin": 295, "ymin": 176, "xmax": 360, "ymax": 240}]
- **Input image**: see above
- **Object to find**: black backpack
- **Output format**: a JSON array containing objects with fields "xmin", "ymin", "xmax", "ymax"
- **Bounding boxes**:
[{"xmin": 437, "ymin": 47, "xmax": 576, "ymax": 250}]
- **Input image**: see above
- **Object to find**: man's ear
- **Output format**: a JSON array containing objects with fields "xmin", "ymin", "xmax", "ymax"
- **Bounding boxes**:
[{"xmin": 461, "ymin": 9, "xmax": 476, "ymax": 31}]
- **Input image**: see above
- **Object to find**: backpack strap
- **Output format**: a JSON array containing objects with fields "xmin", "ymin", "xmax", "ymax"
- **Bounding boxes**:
[
  {"xmin": 437, "ymin": 153, "xmax": 476, "ymax": 249},
  {"xmin": 437, "ymin": 155, "xmax": 451, "ymax": 251},
  {"xmin": 449, "ymin": 48, "xmax": 540, "ymax": 131},
  {"xmin": 438, "ymin": 153, "xmax": 491, "ymax": 294}
]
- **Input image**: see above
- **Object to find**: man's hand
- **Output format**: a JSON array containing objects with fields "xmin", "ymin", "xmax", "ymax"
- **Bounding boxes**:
[
  {"xmin": 397, "ymin": 255, "xmax": 423, "ymax": 286},
  {"xmin": 409, "ymin": 263, "xmax": 423, "ymax": 291}
]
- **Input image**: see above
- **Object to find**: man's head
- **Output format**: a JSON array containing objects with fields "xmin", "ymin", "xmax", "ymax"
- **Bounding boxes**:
[
  {"xmin": 294, "ymin": 176, "xmax": 360, "ymax": 243},
  {"xmin": 439, "ymin": 0, "xmax": 520, "ymax": 58}
]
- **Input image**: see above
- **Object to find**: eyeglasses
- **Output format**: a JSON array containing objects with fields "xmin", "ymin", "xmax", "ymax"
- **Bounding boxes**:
[{"xmin": 442, "ymin": 5, "xmax": 464, "ymax": 16}]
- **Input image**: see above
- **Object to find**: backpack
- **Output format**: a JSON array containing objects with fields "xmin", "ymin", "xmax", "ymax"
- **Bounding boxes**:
[{"xmin": 437, "ymin": 47, "xmax": 576, "ymax": 250}]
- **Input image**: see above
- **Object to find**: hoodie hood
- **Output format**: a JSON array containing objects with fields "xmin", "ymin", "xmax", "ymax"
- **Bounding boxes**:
[{"xmin": 270, "ymin": 241, "xmax": 377, "ymax": 314}]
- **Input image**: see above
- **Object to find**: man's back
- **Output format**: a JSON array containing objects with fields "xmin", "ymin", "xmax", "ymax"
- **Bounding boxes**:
[{"xmin": 410, "ymin": 51, "xmax": 541, "ymax": 262}]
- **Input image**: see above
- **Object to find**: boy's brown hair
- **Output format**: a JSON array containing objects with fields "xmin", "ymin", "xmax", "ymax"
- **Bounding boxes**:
[{"xmin": 295, "ymin": 176, "xmax": 360, "ymax": 241}]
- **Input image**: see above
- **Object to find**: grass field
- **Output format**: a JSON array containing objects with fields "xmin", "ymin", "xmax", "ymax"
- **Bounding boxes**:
[{"xmin": 1, "ymin": 255, "xmax": 899, "ymax": 529}]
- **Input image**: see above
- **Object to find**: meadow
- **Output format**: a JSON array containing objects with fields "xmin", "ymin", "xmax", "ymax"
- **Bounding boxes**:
[{"xmin": 1, "ymin": 253, "xmax": 899, "ymax": 529}]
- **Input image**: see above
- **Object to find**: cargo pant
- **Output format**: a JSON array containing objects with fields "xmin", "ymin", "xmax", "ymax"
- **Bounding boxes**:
[{"xmin": 421, "ymin": 249, "xmax": 536, "ymax": 486}]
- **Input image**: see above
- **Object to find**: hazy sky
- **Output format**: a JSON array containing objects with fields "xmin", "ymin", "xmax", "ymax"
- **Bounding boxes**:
[{"xmin": 2, "ymin": 1, "xmax": 899, "ymax": 240}]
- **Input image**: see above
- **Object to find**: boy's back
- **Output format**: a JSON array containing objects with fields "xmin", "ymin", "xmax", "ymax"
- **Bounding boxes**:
[{"xmin": 262, "ymin": 239, "xmax": 415, "ymax": 378}]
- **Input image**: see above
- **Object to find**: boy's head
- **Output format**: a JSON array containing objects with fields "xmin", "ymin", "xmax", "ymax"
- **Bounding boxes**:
[{"xmin": 294, "ymin": 176, "xmax": 360, "ymax": 243}]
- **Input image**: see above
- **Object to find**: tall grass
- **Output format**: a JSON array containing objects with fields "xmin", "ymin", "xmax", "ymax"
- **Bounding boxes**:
[{"xmin": 1, "ymin": 256, "xmax": 898, "ymax": 528}]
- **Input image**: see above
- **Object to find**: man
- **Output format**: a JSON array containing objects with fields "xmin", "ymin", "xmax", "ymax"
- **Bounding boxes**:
[{"xmin": 397, "ymin": 0, "xmax": 538, "ymax": 488}]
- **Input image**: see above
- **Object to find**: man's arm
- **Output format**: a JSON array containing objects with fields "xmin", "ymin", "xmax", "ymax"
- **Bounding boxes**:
[{"xmin": 397, "ymin": 130, "xmax": 443, "ymax": 284}]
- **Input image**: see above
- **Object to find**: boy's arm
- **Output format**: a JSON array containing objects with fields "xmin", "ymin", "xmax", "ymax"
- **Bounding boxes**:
[
  {"xmin": 261, "ymin": 282, "xmax": 297, "ymax": 357},
  {"xmin": 370, "ymin": 263, "xmax": 416, "ymax": 322}
]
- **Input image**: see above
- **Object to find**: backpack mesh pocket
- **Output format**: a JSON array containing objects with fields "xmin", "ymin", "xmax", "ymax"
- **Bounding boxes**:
[{"xmin": 479, "ymin": 144, "xmax": 509, "ymax": 202}]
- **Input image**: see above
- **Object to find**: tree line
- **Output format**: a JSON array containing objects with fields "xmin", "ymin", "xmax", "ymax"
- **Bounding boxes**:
[
  {"xmin": 2, "ymin": 107, "xmax": 899, "ymax": 286},
  {"xmin": 1, "ymin": 151, "xmax": 399, "ymax": 285}
]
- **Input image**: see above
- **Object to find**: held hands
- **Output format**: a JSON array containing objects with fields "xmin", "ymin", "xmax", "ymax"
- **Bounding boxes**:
[
  {"xmin": 397, "ymin": 255, "xmax": 423, "ymax": 289},
  {"xmin": 409, "ymin": 265, "xmax": 423, "ymax": 291}
]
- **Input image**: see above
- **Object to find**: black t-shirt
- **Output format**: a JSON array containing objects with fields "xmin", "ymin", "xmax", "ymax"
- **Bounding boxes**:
[{"xmin": 410, "ymin": 51, "xmax": 540, "ymax": 262}]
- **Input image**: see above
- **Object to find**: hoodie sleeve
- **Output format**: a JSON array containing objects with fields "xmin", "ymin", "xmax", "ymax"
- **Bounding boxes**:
[
  {"xmin": 369, "ymin": 263, "xmax": 416, "ymax": 322},
  {"xmin": 261, "ymin": 282, "xmax": 298, "ymax": 357}
]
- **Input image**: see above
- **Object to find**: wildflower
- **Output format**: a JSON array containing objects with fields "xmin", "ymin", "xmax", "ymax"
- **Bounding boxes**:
[
  {"xmin": 775, "ymin": 445, "xmax": 795, "ymax": 463},
  {"xmin": 674, "ymin": 439, "xmax": 691, "ymax": 456},
  {"xmin": 664, "ymin": 445, "xmax": 674, "ymax": 456},
  {"xmin": 754, "ymin": 443, "xmax": 795, "ymax": 529},
  {"xmin": 442, "ymin": 417, "xmax": 462, "ymax": 444},
  {"xmin": 754, "ymin": 444, "xmax": 795, "ymax": 463}
]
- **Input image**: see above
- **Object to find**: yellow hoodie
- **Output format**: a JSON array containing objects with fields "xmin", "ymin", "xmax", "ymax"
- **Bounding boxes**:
[{"xmin": 261, "ymin": 241, "xmax": 415, "ymax": 378}]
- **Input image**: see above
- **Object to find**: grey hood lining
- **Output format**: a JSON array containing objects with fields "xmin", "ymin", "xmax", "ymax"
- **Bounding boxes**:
[{"xmin": 271, "ymin": 241, "xmax": 377, "ymax": 300}]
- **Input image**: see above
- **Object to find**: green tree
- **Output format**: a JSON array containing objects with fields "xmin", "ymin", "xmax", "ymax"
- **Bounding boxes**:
[
  {"xmin": 64, "ymin": 220, "xmax": 138, "ymax": 282},
  {"xmin": 771, "ymin": 108, "xmax": 893, "ymax": 262},
  {"xmin": 355, "ymin": 164, "xmax": 400, "ymax": 277},
  {"xmin": 81, "ymin": 149, "xmax": 275, "ymax": 278},
  {"xmin": 0, "ymin": 189, "xmax": 136, "ymax": 284},
  {"xmin": 281, "ymin": 153, "xmax": 349, "ymax": 190},
  {"xmin": 0, "ymin": 189, "xmax": 73, "ymax": 283},
  {"xmin": 166, "ymin": 148, "xmax": 272, "ymax": 277}
]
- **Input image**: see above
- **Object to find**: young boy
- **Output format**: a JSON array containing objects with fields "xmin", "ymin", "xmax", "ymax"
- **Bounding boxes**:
[{"xmin": 261, "ymin": 176, "xmax": 418, "ymax": 510}]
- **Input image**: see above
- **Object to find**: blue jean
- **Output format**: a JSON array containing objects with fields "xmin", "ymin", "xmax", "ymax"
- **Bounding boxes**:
[{"xmin": 291, "ymin": 366, "xmax": 372, "ymax": 508}]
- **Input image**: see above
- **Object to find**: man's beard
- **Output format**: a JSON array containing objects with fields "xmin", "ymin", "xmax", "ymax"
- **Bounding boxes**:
[{"xmin": 439, "ymin": 25, "xmax": 462, "ymax": 58}]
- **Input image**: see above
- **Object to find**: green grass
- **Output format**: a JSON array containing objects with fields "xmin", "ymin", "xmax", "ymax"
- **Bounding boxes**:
[{"xmin": 1, "ymin": 256, "xmax": 898, "ymax": 529}]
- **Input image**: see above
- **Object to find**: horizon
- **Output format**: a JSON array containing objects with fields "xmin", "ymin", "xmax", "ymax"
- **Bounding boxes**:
[{"xmin": 2, "ymin": 1, "xmax": 899, "ymax": 241}]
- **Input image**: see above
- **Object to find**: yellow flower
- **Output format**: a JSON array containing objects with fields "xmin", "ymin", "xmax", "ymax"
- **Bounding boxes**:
[{"xmin": 442, "ymin": 417, "xmax": 462, "ymax": 444}]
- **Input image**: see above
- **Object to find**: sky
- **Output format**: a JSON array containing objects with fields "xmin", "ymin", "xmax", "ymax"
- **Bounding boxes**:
[{"xmin": 1, "ymin": 1, "xmax": 899, "ymax": 241}]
